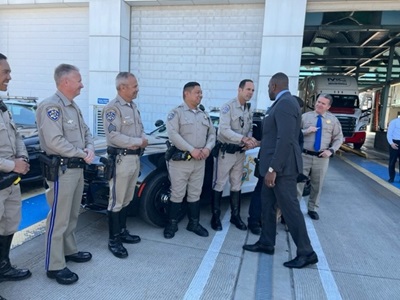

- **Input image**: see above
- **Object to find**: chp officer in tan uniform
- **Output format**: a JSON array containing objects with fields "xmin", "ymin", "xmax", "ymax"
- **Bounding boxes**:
[
  {"xmin": 211, "ymin": 79, "xmax": 258, "ymax": 231},
  {"xmin": 0, "ymin": 53, "xmax": 31, "ymax": 285},
  {"xmin": 164, "ymin": 82, "xmax": 216, "ymax": 239},
  {"xmin": 103, "ymin": 72, "xmax": 148, "ymax": 259},
  {"xmin": 297, "ymin": 94, "xmax": 343, "ymax": 220},
  {"xmin": 36, "ymin": 64, "xmax": 95, "ymax": 285}
]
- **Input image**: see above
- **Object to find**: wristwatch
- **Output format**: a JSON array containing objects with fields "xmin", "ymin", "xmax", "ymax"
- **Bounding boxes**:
[{"xmin": 268, "ymin": 167, "xmax": 274, "ymax": 173}]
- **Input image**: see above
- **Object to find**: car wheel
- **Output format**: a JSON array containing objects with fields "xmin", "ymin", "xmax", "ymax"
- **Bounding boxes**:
[{"xmin": 139, "ymin": 171, "xmax": 186, "ymax": 227}]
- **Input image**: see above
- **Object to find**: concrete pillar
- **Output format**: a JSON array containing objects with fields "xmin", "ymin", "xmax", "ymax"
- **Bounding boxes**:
[
  {"xmin": 88, "ymin": 0, "xmax": 130, "ymax": 134},
  {"xmin": 256, "ymin": 0, "xmax": 307, "ymax": 110}
]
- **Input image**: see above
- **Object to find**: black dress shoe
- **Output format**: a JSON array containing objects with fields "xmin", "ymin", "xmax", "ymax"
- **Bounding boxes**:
[
  {"xmin": 388, "ymin": 178, "xmax": 394, "ymax": 183},
  {"xmin": 186, "ymin": 223, "xmax": 209, "ymax": 237},
  {"xmin": 283, "ymin": 251, "xmax": 318, "ymax": 269},
  {"xmin": 120, "ymin": 229, "xmax": 141, "ymax": 244},
  {"xmin": 0, "ymin": 263, "xmax": 31, "ymax": 282},
  {"xmin": 242, "ymin": 241, "xmax": 274, "ymax": 255},
  {"xmin": 47, "ymin": 267, "xmax": 79, "ymax": 285},
  {"xmin": 65, "ymin": 251, "xmax": 92, "ymax": 263},
  {"xmin": 307, "ymin": 211, "xmax": 319, "ymax": 220}
]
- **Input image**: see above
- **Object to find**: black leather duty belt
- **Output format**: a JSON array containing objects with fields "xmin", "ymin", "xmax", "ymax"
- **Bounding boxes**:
[
  {"xmin": 59, "ymin": 157, "xmax": 85, "ymax": 168},
  {"xmin": 107, "ymin": 146, "xmax": 141, "ymax": 156},
  {"xmin": 302, "ymin": 149, "xmax": 322, "ymax": 157}
]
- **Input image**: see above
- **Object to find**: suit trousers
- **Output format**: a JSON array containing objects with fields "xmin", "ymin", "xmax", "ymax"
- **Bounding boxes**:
[
  {"xmin": 388, "ymin": 142, "xmax": 400, "ymax": 180},
  {"xmin": 0, "ymin": 184, "xmax": 21, "ymax": 235},
  {"xmin": 297, "ymin": 153, "xmax": 329, "ymax": 212},
  {"xmin": 45, "ymin": 168, "xmax": 83, "ymax": 271},
  {"xmin": 259, "ymin": 174, "xmax": 313, "ymax": 256}
]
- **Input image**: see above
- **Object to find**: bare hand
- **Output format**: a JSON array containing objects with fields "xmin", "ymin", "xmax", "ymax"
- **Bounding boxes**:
[
  {"xmin": 200, "ymin": 148, "xmax": 210, "ymax": 159},
  {"xmin": 84, "ymin": 148, "xmax": 95, "ymax": 164},
  {"xmin": 190, "ymin": 148, "xmax": 203, "ymax": 160},
  {"xmin": 306, "ymin": 126, "xmax": 319, "ymax": 134},
  {"xmin": 141, "ymin": 137, "xmax": 148, "ymax": 148},
  {"xmin": 13, "ymin": 158, "xmax": 30, "ymax": 175},
  {"xmin": 318, "ymin": 150, "xmax": 332, "ymax": 158},
  {"xmin": 391, "ymin": 143, "xmax": 399, "ymax": 150},
  {"xmin": 264, "ymin": 172, "xmax": 276, "ymax": 188}
]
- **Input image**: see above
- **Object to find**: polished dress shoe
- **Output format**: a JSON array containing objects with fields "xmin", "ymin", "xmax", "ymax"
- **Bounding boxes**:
[
  {"xmin": 283, "ymin": 251, "xmax": 318, "ymax": 269},
  {"xmin": 388, "ymin": 178, "xmax": 394, "ymax": 183},
  {"xmin": 0, "ymin": 260, "xmax": 31, "ymax": 282},
  {"xmin": 65, "ymin": 251, "xmax": 92, "ymax": 263},
  {"xmin": 120, "ymin": 229, "xmax": 141, "ymax": 244},
  {"xmin": 47, "ymin": 267, "xmax": 79, "ymax": 285},
  {"xmin": 307, "ymin": 211, "xmax": 319, "ymax": 220},
  {"xmin": 186, "ymin": 222, "xmax": 209, "ymax": 237},
  {"xmin": 242, "ymin": 241, "xmax": 274, "ymax": 255}
]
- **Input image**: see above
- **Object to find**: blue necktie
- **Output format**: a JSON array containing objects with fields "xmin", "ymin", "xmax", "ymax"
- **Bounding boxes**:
[{"xmin": 314, "ymin": 115, "xmax": 322, "ymax": 151}]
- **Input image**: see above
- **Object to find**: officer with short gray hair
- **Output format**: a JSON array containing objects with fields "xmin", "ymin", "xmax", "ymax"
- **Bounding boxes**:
[
  {"xmin": 103, "ymin": 72, "xmax": 148, "ymax": 259},
  {"xmin": 164, "ymin": 82, "xmax": 216, "ymax": 239},
  {"xmin": 36, "ymin": 63, "xmax": 95, "ymax": 285}
]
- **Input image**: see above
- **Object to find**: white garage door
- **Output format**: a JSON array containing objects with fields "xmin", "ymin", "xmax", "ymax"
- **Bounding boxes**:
[
  {"xmin": 130, "ymin": 4, "xmax": 264, "ymax": 129},
  {"xmin": 0, "ymin": 7, "xmax": 90, "ymax": 117}
]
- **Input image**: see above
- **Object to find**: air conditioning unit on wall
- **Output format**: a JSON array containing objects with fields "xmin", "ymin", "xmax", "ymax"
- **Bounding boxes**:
[{"xmin": 93, "ymin": 105, "xmax": 105, "ymax": 137}]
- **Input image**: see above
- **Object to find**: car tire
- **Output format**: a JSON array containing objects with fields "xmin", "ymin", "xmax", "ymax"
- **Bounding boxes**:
[{"xmin": 139, "ymin": 171, "xmax": 186, "ymax": 227}]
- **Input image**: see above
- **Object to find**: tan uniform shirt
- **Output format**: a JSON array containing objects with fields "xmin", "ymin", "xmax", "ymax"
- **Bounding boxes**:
[
  {"xmin": 301, "ymin": 111, "xmax": 343, "ymax": 152},
  {"xmin": 218, "ymin": 97, "xmax": 252, "ymax": 144},
  {"xmin": 0, "ymin": 106, "xmax": 27, "ymax": 172},
  {"xmin": 166, "ymin": 102, "xmax": 216, "ymax": 152},
  {"xmin": 103, "ymin": 95, "xmax": 145, "ymax": 148},
  {"xmin": 36, "ymin": 91, "xmax": 94, "ymax": 157}
]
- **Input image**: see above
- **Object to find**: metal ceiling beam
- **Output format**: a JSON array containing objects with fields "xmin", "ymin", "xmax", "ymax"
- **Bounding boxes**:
[{"xmin": 309, "ymin": 43, "xmax": 390, "ymax": 48}]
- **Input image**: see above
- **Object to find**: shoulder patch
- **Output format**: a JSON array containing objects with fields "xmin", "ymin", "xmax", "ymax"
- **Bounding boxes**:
[
  {"xmin": 105, "ymin": 110, "xmax": 117, "ymax": 122},
  {"xmin": 221, "ymin": 105, "xmax": 230, "ymax": 114},
  {"xmin": 167, "ymin": 112, "xmax": 175, "ymax": 121},
  {"xmin": 46, "ymin": 107, "xmax": 61, "ymax": 121}
]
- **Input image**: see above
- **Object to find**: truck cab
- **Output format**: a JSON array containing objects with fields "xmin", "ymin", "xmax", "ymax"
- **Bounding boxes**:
[{"xmin": 298, "ymin": 75, "xmax": 371, "ymax": 149}]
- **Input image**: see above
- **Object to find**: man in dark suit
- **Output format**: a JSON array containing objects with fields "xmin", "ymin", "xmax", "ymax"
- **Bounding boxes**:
[{"xmin": 243, "ymin": 72, "xmax": 318, "ymax": 269}]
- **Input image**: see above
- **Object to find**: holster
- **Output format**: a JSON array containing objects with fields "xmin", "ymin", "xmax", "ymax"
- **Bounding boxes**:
[
  {"xmin": 0, "ymin": 172, "xmax": 20, "ymax": 190},
  {"xmin": 101, "ymin": 156, "xmax": 116, "ymax": 180},
  {"xmin": 165, "ymin": 140, "xmax": 176, "ymax": 161},
  {"xmin": 38, "ymin": 154, "xmax": 60, "ymax": 181}
]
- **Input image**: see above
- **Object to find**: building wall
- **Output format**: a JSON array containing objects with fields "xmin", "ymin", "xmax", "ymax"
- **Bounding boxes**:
[
  {"xmin": 0, "ymin": 6, "xmax": 90, "ymax": 117},
  {"xmin": 129, "ymin": 4, "xmax": 264, "ymax": 128}
]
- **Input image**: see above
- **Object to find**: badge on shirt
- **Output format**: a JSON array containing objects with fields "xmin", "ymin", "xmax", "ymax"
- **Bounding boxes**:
[
  {"xmin": 326, "ymin": 120, "xmax": 331, "ymax": 124},
  {"xmin": 46, "ymin": 107, "xmax": 60, "ymax": 121},
  {"xmin": 105, "ymin": 110, "xmax": 116, "ymax": 122},
  {"xmin": 221, "ymin": 105, "xmax": 230, "ymax": 114},
  {"xmin": 168, "ymin": 112, "xmax": 175, "ymax": 121}
]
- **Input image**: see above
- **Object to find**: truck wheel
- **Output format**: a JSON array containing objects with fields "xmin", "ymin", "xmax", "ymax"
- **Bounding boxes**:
[
  {"xmin": 139, "ymin": 171, "xmax": 186, "ymax": 227},
  {"xmin": 353, "ymin": 143, "xmax": 363, "ymax": 150}
]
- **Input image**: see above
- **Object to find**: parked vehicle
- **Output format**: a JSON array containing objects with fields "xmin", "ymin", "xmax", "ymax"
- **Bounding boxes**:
[
  {"xmin": 82, "ymin": 111, "xmax": 263, "ymax": 227},
  {"xmin": 298, "ymin": 75, "xmax": 371, "ymax": 149},
  {"xmin": 1, "ymin": 96, "xmax": 43, "ymax": 183}
]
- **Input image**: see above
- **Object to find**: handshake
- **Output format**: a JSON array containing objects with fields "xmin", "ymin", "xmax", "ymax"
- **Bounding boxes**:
[{"xmin": 241, "ymin": 137, "xmax": 259, "ymax": 150}]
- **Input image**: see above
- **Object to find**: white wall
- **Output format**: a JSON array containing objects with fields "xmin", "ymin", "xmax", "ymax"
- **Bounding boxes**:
[
  {"xmin": 129, "ymin": 4, "xmax": 264, "ymax": 130},
  {"xmin": 0, "ymin": 7, "xmax": 90, "ymax": 117}
]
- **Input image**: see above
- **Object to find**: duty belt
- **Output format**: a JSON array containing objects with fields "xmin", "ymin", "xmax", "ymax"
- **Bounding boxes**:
[
  {"xmin": 221, "ymin": 143, "xmax": 244, "ymax": 154},
  {"xmin": 59, "ymin": 157, "xmax": 86, "ymax": 168},
  {"xmin": 107, "ymin": 146, "xmax": 142, "ymax": 156},
  {"xmin": 302, "ymin": 149, "xmax": 322, "ymax": 157}
]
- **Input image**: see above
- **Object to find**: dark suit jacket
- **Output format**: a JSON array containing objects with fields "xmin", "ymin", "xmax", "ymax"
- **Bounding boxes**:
[{"xmin": 259, "ymin": 92, "xmax": 302, "ymax": 177}]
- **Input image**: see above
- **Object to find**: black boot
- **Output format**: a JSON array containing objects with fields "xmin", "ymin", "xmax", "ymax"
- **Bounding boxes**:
[
  {"xmin": 0, "ymin": 235, "xmax": 31, "ymax": 282},
  {"xmin": 119, "ymin": 206, "xmax": 141, "ymax": 244},
  {"xmin": 164, "ymin": 201, "xmax": 181, "ymax": 239},
  {"xmin": 230, "ymin": 191, "xmax": 247, "ymax": 230},
  {"xmin": 211, "ymin": 190, "xmax": 223, "ymax": 231},
  {"xmin": 186, "ymin": 201, "xmax": 209, "ymax": 237},
  {"xmin": 108, "ymin": 211, "xmax": 128, "ymax": 258}
]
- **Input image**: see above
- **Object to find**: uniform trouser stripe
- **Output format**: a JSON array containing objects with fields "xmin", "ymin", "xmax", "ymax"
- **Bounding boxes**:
[
  {"xmin": 45, "ymin": 178, "xmax": 59, "ymax": 270},
  {"xmin": 212, "ymin": 155, "xmax": 219, "ymax": 190},
  {"xmin": 110, "ymin": 170, "xmax": 117, "ymax": 210}
]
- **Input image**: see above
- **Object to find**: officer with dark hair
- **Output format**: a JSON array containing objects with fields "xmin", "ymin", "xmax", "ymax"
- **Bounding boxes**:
[
  {"xmin": 164, "ymin": 82, "xmax": 216, "ymax": 239},
  {"xmin": 0, "ymin": 53, "xmax": 32, "ymax": 288},
  {"xmin": 211, "ymin": 79, "xmax": 258, "ymax": 232}
]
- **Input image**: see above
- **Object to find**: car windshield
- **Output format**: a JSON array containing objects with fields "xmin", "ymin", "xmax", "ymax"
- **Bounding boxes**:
[{"xmin": 6, "ymin": 103, "xmax": 37, "ymax": 127}]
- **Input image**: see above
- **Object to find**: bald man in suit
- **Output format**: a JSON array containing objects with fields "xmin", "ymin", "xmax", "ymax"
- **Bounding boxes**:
[{"xmin": 243, "ymin": 72, "xmax": 318, "ymax": 269}]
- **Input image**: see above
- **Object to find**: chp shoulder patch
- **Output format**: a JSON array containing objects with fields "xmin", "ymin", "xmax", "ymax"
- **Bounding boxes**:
[
  {"xmin": 105, "ymin": 110, "xmax": 117, "ymax": 123},
  {"xmin": 167, "ymin": 112, "xmax": 175, "ymax": 121},
  {"xmin": 221, "ymin": 105, "xmax": 230, "ymax": 114},
  {"xmin": 46, "ymin": 107, "xmax": 61, "ymax": 121}
]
